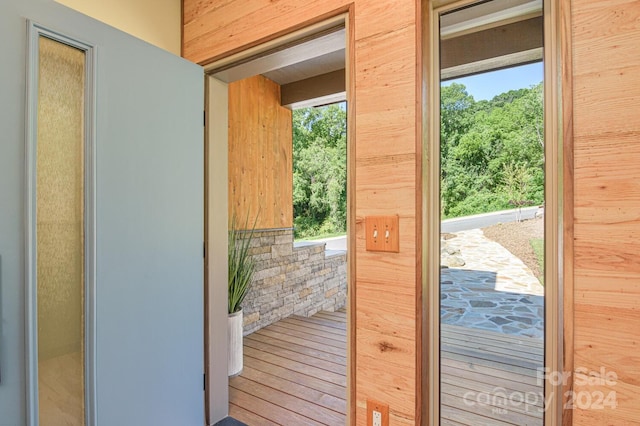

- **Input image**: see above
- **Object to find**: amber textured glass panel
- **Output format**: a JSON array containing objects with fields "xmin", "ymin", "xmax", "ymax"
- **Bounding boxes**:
[{"xmin": 36, "ymin": 36, "xmax": 86, "ymax": 426}]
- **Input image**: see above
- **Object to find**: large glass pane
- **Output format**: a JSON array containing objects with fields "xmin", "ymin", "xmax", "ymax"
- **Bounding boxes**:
[
  {"xmin": 439, "ymin": 1, "xmax": 545, "ymax": 424},
  {"xmin": 36, "ymin": 35, "xmax": 86, "ymax": 426}
]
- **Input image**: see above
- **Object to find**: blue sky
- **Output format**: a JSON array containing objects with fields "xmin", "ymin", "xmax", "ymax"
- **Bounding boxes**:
[{"xmin": 443, "ymin": 62, "xmax": 543, "ymax": 101}]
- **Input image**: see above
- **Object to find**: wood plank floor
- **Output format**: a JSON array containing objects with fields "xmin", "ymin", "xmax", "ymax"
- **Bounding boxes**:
[
  {"xmin": 229, "ymin": 310, "xmax": 347, "ymax": 425},
  {"xmin": 229, "ymin": 310, "xmax": 543, "ymax": 426},
  {"xmin": 441, "ymin": 324, "xmax": 544, "ymax": 426}
]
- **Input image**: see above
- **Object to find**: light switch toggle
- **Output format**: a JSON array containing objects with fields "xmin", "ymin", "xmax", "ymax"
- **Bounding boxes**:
[{"xmin": 365, "ymin": 215, "xmax": 399, "ymax": 253}]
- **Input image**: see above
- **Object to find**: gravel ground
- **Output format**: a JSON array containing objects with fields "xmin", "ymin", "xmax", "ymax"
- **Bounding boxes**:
[{"xmin": 482, "ymin": 217, "xmax": 544, "ymax": 280}]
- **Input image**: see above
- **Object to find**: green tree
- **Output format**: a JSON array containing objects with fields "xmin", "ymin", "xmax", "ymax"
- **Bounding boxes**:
[
  {"xmin": 292, "ymin": 80, "xmax": 544, "ymax": 233},
  {"xmin": 293, "ymin": 103, "xmax": 347, "ymax": 238},
  {"xmin": 440, "ymin": 83, "xmax": 476, "ymax": 215},
  {"xmin": 502, "ymin": 161, "xmax": 534, "ymax": 221},
  {"xmin": 440, "ymin": 81, "xmax": 544, "ymax": 218},
  {"xmin": 440, "ymin": 83, "xmax": 476, "ymax": 163}
]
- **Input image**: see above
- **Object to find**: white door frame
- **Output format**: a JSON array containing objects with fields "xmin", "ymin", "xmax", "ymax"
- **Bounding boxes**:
[{"xmin": 204, "ymin": 75, "xmax": 230, "ymax": 424}]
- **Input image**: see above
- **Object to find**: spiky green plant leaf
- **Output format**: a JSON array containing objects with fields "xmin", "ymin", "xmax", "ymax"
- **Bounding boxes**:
[{"xmin": 228, "ymin": 213, "xmax": 258, "ymax": 314}]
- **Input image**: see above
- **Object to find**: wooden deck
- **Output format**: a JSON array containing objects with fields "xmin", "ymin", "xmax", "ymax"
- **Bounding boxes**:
[
  {"xmin": 441, "ymin": 323, "xmax": 544, "ymax": 426},
  {"xmin": 229, "ymin": 310, "xmax": 543, "ymax": 426},
  {"xmin": 229, "ymin": 310, "xmax": 347, "ymax": 425}
]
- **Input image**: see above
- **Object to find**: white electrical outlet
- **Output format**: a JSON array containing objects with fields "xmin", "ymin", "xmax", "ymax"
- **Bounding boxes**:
[{"xmin": 373, "ymin": 410, "xmax": 382, "ymax": 426}]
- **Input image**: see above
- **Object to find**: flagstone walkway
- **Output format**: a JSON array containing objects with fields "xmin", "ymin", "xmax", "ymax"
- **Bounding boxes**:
[{"xmin": 441, "ymin": 228, "xmax": 544, "ymax": 339}]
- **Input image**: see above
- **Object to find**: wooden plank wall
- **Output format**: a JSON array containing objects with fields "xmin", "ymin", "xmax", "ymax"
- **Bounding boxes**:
[
  {"xmin": 571, "ymin": 0, "xmax": 640, "ymax": 424},
  {"xmin": 184, "ymin": 1, "xmax": 422, "ymax": 424},
  {"xmin": 189, "ymin": 0, "xmax": 640, "ymax": 424},
  {"xmin": 228, "ymin": 75, "xmax": 293, "ymax": 229}
]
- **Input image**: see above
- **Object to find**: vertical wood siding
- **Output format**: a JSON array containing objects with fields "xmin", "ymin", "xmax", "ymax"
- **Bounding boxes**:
[
  {"xmin": 186, "ymin": 0, "xmax": 640, "ymax": 424},
  {"xmin": 228, "ymin": 75, "xmax": 293, "ymax": 229}
]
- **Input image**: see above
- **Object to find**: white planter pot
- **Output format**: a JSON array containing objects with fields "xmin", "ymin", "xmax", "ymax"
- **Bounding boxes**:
[{"xmin": 228, "ymin": 310, "xmax": 243, "ymax": 377}]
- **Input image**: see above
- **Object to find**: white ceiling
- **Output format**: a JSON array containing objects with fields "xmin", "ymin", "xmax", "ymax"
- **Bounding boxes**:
[
  {"xmin": 211, "ymin": 28, "xmax": 345, "ymax": 85},
  {"xmin": 263, "ymin": 49, "xmax": 345, "ymax": 85}
]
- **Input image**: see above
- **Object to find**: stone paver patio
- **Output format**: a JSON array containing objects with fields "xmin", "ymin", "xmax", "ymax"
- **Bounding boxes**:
[{"xmin": 441, "ymin": 228, "xmax": 544, "ymax": 339}]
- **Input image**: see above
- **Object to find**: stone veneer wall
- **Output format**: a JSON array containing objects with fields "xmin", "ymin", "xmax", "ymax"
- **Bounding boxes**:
[{"xmin": 240, "ymin": 228, "xmax": 347, "ymax": 335}]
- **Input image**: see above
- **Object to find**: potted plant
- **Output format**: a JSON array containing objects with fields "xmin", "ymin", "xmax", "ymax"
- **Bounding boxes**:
[{"xmin": 228, "ymin": 214, "xmax": 257, "ymax": 376}]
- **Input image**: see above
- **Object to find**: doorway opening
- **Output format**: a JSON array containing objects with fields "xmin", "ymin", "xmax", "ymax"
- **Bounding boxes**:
[{"xmin": 204, "ymin": 16, "xmax": 352, "ymax": 425}]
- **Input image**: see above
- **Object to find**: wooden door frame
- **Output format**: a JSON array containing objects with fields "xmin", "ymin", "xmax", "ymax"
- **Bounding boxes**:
[
  {"xmin": 202, "ymin": 11, "xmax": 356, "ymax": 424},
  {"xmin": 420, "ymin": 0, "xmax": 574, "ymax": 424}
]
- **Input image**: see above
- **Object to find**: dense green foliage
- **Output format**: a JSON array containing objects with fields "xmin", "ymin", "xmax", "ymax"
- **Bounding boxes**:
[
  {"xmin": 292, "ymin": 104, "xmax": 347, "ymax": 238},
  {"xmin": 291, "ymin": 82, "xmax": 544, "ymax": 237},
  {"xmin": 440, "ymin": 82, "xmax": 544, "ymax": 218}
]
